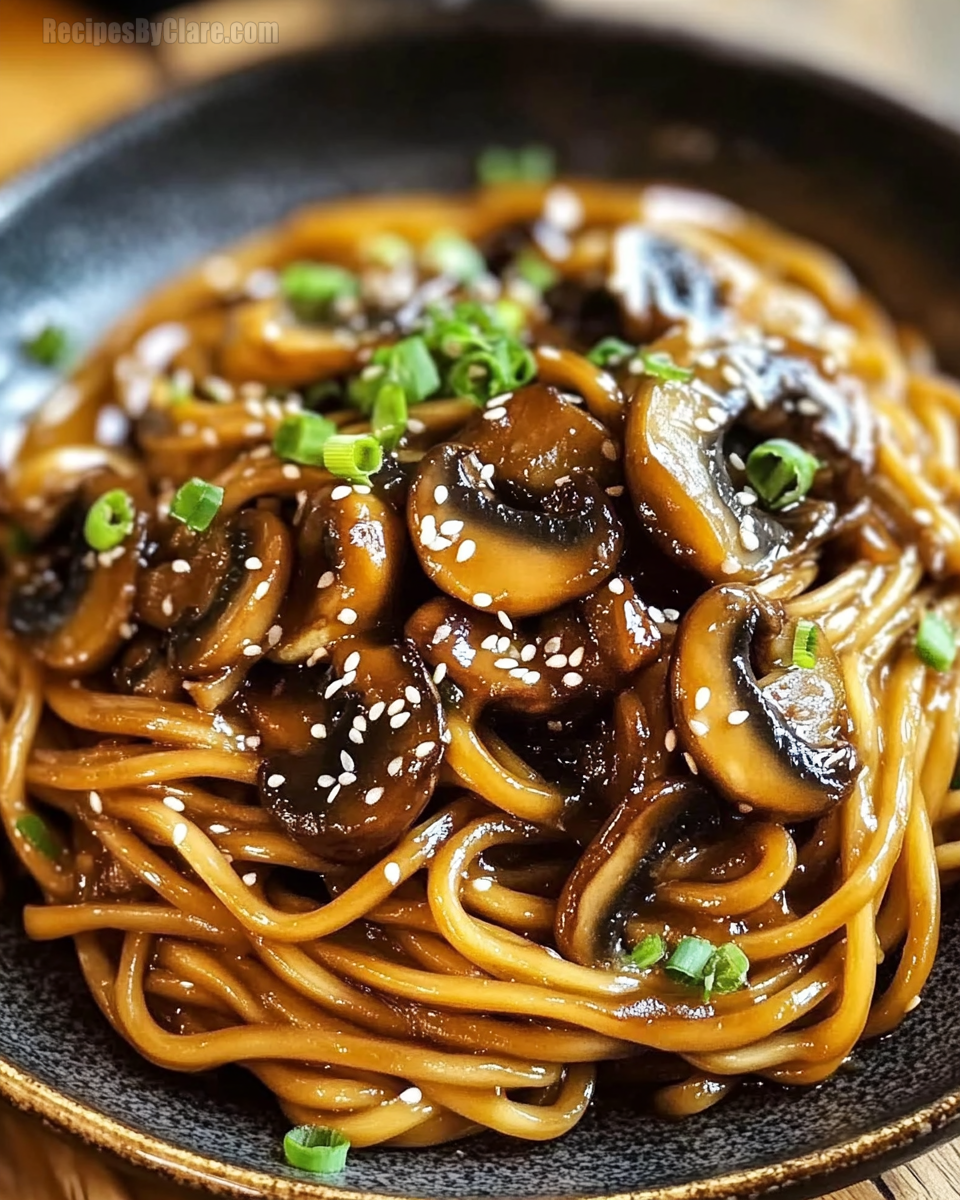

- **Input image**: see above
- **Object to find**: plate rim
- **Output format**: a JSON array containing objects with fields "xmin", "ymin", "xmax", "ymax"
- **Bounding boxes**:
[{"xmin": 5, "ymin": 17, "xmax": 960, "ymax": 1200}]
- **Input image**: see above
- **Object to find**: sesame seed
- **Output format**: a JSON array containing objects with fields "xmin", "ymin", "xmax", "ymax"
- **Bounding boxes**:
[
  {"xmin": 162, "ymin": 796, "xmax": 185, "ymax": 814},
  {"xmin": 338, "ymin": 772, "xmax": 357, "ymax": 786},
  {"xmin": 547, "ymin": 720, "xmax": 563, "ymax": 732},
  {"xmin": 665, "ymin": 729, "xmax": 677, "ymax": 752},
  {"xmin": 419, "ymin": 515, "xmax": 437, "ymax": 544},
  {"xmin": 601, "ymin": 439, "xmax": 618, "ymax": 461},
  {"xmin": 441, "ymin": 729, "xmax": 452, "ymax": 744},
  {"xmin": 434, "ymin": 485, "xmax": 449, "ymax": 505},
  {"xmin": 913, "ymin": 509, "xmax": 933, "ymax": 526},
  {"xmin": 119, "ymin": 622, "xmax": 135, "ymax": 639},
  {"xmin": 407, "ymin": 417, "xmax": 426, "ymax": 434},
  {"xmin": 242, "ymin": 644, "xmax": 262, "ymax": 657},
  {"xmin": 440, "ymin": 519, "xmax": 463, "ymax": 538},
  {"xmin": 689, "ymin": 719, "xmax": 709, "ymax": 736},
  {"xmin": 282, "ymin": 464, "xmax": 301, "ymax": 480},
  {"xmin": 544, "ymin": 636, "xmax": 561, "ymax": 655},
  {"xmin": 728, "ymin": 710, "xmax": 750, "ymax": 725},
  {"xmin": 568, "ymin": 646, "xmax": 586, "ymax": 668},
  {"xmin": 539, "ymin": 345, "xmax": 561, "ymax": 360},
  {"xmin": 434, "ymin": 624, "xmax": 452, "ymax": 643},
  {"xmin": 695, "ymin": 687, "xmax": 711, "ymax": 711},
  {"xmin": 384, "ymin": 862, "xmax": 402, "ymax": 885},
  {"xmin": 405, "ymin": 686, "xmax": 421, "ymax": 705},
  {"xmin": 495, "ymin": 658, "xmax": 518, "ymax": 669},
  {"xmin": 245, "ymin": 556, "xmax": 263, "ymax": 570},
  {"xmin": 387, "ymin": 756, "xmax": 403, "ymax": 777},
  {"xmin": 683, "ymin": 752, "xmax": 699, "ymax": 775},
  {"xmin": 736, "ymin": 490, "xmax": 757, "ymax": 507},
  {"xmin": 399, "ymin": 1086, "xmax": 423, "ymax": 1104},
  {"xmin": 391, "ymin": 712, "xmax": 411, "ymax": 729},
  {"xmin": 161, "ymin": 595, "xmax": 174, "ymax": 617},
  {"xmin": 324, "ymin": 679, "xmax": 344, "ymax": 699},
  {"xmin": 388, "ymin": 698, "xmax": 406, "ymax": 716},
  {"xmin": 243, "ymin": 872, "xmax": 257, "ymax": 886},
  {"xmin": 89, "ymin": 791, "xmax": 103, "ymax": 814},
  {"xmin": 473, "ymin": 592, "xmax": 493, "ymax": 608},
  {"xmin": 728, "ymin": 452, "xmax": 746, "ymax": 471},
  {"xmin": 331, "ymin": 485, "xmax": 352, "ymax": 501},
  {"xmin": 606, "ymin": 485, "xmax": 625, "ymax": 497},
  {"xmin": 171, "ymin": 559, "xmax": 191, "ymax": 574},
  {"xmin": 608, "ymin": 578, "xmax": 625, "ymax": 595},
  {"xmin": 415, "ymin": 741, "xmax": 436, "ymax": 758},
  {"xmin": 349, "ymin": 729, "xmax": 363, "ymax": 746},
  {"xmin": 317, "ymin": 571, "xmax": 335, "ymax": 589},
  {"xmin": 739, "ymin": 526, "xmax": 760, "ymax": 552},
  {"xmin": 648, "ymin": 606, "xmax": 666, "ymax": 624},
  {"xmin": 429, "ymin": 536, "xmax": 453, "ymax": 552},
  {"xmin": 266, "ymin": 624, "xmax": 282, "ymax": 647},
  {"xmin": 338, "ymin": 608, "xmax": 358, "ymax": 625},
  {"xmin": 497, "ymin": 611, "xmax": 513, "ymax": 630},
  {"xmin": 663, "ymin": 607, "xmax": 680, "ymax": 622},
  {"xmin": 456, "ymin": 539, "xmax": 476, "ymax": 562},
  {"xmin": 694, "ymin": 417, "xmax": 718, "ymax": 434},
  {"xmin": 797, "ymin": 398, "xmax": 820, "ymax": 416},
  {"xmin": 481, "ymin": 634, "xmax": 498, "ymax": 650},
  {"xmin": 562, "ymin": 672, "xmax": 583, "ymax": 688},
  {"xmin": 365, "ymin": 787, "xmax": 384, "ymax": 805},
  {"xmin": 546, "ymin": 654, "xmax": 567, "ymax": 669},
  {"xmin": 172, "ymin": 823, "xmax": 188, "ymax": 847},
  {"xmin": 433, "ymin": 662, "xmax": 447, "ymax": 684},
  {"xmin": 317, "ymin": 774, "xmax": 336, "ymax": 788},
  {"xmin": 483, "ymin": 407, "xmax": 507, "ymax": 421},
  {"xmin": 340, "ymin": 750, "xmax": 355, "ymax": 772},
  {"xmin": 253, "ymin": 581, "xmax": 269, "ymax": 601},
  {"xmin": 353, "ymin": 715, "xmax": 367, "ymax": 732},
  {"xmin": 721, "ymin": 555, "xmax": 740, "ymax": 574},
  {"xmin": 523, "ymin": 671, "xmax": 541, "ymax": 685},
  {"xmin": 344, "ymin": 651, "xmax": 361, "ymax": 673},
  {"xmin": 243, "ymin": 422, "xmax": 266, "ymax": 438},
  {"xmin": 509, "ymin": 666, "xmax": 528, "ymax": 679},
  {"xmin": 480, "ymin": 463, "xmax": 496, "ymax": 484},
  {"xmin": 310, "ymin": 723, "xmax": 327, "ymax": 739},
  {"xmin": 327, "ymin": 784, "xmax": 341, "ymax": 803}
]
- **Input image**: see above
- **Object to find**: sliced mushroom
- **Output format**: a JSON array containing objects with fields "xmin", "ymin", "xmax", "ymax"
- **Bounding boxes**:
[
  {"xmin": 670, "ymin": 584, "xmax": 859, "ymax": 820},
  {"xmin": 625, "ymin": 330, "xmax": 874, "ymax": 582},
  {"xmin": 259, "ymin": 638, "xmax": 445, "ymax": 863},
  {"xmin": 555, "ymin": 777, "xmax": 718, "ymax": 966},
  {"xmin": 607, "ymin": 227, "xmax": 723, "ymax": 341},
  {"xmin": 114, "ymin": 631, "xmax": 183, "ymax": 700},
  {"xmin": 408, "ymin": 443, "xmax": 622, "ymax": 617},
  {"xmin": 7, "ymin": 473, "xmax": 146, "ymax": 674}
]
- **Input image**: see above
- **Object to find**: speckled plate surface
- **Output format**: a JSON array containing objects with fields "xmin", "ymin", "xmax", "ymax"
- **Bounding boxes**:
[{"xmin": 4, "ymin": 10, "xmax": 960, "ymax": 1199}]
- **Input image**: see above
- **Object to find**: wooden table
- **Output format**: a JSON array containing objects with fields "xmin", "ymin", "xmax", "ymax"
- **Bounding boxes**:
[{"xmin": 3, "ymin": 0, "xmax": 960, "ymax": 1196}]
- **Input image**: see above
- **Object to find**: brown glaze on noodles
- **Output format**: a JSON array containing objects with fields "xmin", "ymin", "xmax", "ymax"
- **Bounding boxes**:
[{"xmin": 2, "ymin": 179, "xmax": 960, "ymax": 1147}]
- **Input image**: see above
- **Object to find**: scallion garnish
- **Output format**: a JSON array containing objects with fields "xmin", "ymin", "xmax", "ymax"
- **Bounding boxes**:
[
  {"xmin": 635, "ymin": 350, "xmax": 694, "ymax": 383},
  {"xmin": 916, "ymin": 611, "xmax": 957, "ymax": 673},
  {"xmin": 322, "ymin": 433, "xmax": 383, "ymax": 486},
  {"xmin": 15, "ymin": 814, "xmax": 60, "ymax": 861},
  {"xmin": 422, "ymin": 301, "xmax": 536, "ymax": 404},
  {"xmin": 664, "ymin": 936, "xmax": 715, "ymax": 987},
  {"xmin": 169, "ymin": 478, "xmax": 224, "ymax": 532},
  {"xmin": 629, "ymin": 933, "xmax": 667, "ymax": 970},
  {"xmin": 385, "ymin": 336, "xmax": 441, "ymax": 403},
  {"xmin": 702, "ymin": 942, "xmax": 750, "ymax": 1001},
  {"xmin": 587, "ymin": 337, "xmax": 635, "ymax": 369},
  {"xmin": 283, "ymin": 1126, "xmax": 350, "ymax": 1174},
  {"xmin": 513, "ymin": 249, "xmax": 558, "ymax": 293},
  {"xmin": 273, "ymin": 411, "xmax": 337, "ymax": 465},
  {"xmin": 421, "ymin": 231, "xmax": 486, "ymax": 283},
  {"xmin": 372, "ymin": 382, "xmax": 408, "ymax": 452},
  {"xmin": 476, "ymin": 143, "xmax": 556, "ymax": 186},
  {"xmin": 22, "ymin": 323, "xmax": 70, "ymax": 368},
  {"xmin": 280, "ymin": 261, "xmax": 358, "ymax": 322},
  {"xmin": 83, "ymin": 489, "xmax": 135, "ymax": 552},
  {"xmin": 745, "ymin": 438, "xmax": 820, "ymax": 511},
  {"xmin": 362, "ymin": 232, "xmax": 413, "ymax": 270},
  {"xmin": 792, "ymin": 619, "xmax": 818, "ymax": 670}
]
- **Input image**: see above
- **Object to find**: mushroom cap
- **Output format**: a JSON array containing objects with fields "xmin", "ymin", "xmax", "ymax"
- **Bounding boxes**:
[
  {"xmin": 670, "ymin": 584, "xmax": 859, "ymax": 820},
  {"xmin": 408, "ymin": 443, "xmax": 623, "ymax": 618}
]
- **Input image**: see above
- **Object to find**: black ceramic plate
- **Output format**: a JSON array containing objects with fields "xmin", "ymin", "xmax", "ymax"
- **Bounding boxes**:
[{"xmin": 3, "ymin": 11, "xmax": 960, "ymax": 1200}]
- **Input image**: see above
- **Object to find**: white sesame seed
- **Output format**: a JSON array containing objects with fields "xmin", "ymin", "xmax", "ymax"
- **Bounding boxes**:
[
  {"xmin": 494, "ymin": 636, "xmax": 509, "ymax": 653},
  {"xmin": 245, "ymin": 556, "xmax": 263, "ymax": 570},
  {"xmin": 390, "ymin": 712, "xmax": 411, "ymax": 729},
  {"xmin": 606, "ymin": 485, "xmax": 625, "ymax": 497},
  {"xmin": 648, "ymin": 606, "xmax": 666, "ymax": 624},
  {"xmin": 405, "ymin": 686, "xmax": 422, "ymax": 705},
  {"xmin": 689, "ymin": 719, "xmax": 709, "ymax": 736},
  {"xmin": 739, "ymin": 527, "xmax": 760, "ymax": 553},
  {"xmin": 440, "ymin": 519, "xmax": 463, "ymax": 538},
  {"xmin": 608, "ymin": 578, "xmax": 625, "ymax": 595},
  {"xmin": 119, "ymin": 622, "xmax": 136, "ymax": 640},
  {"xmin": 568, "ymin": 646, "xmax": 586, "ymax": 668},
  {"xmin": 665, "ymin": 729, "xmax": 677, "ymax": 752},
  {"xmin": 338, "ymin": 608, "xmax": 358, "ymax": 625},
  {"xmin": 729, "ymin": 452, "xmax": 746, "ymax": 471},
  {"xmin": 434, "ymin": 624, "xmax": 452, "ymax": 643},
  {"xmin": 913, "ymin": 509, "xmax": 933, "ymax": 526},
  {"xmin": 349, "ymin": 729, "xmax": 363, "ymax": 745},
  {"xmin": 160, "ymin": 795, "xmax": 186, "ymax": 815},
  {"xmin": 721, "ymin": 555, "xmax": 741, "ymax": 575},
  {"xmin": 317, "ymin": 570, "xmax": 335, "ymax": 589},
  {"xmin": 456, "ymin": 539, "xmax": 476, "ymax": 562},
  {"xmin": 441, "ymin": 729, "xmax": 452, "ymax": 744},
  {"xmin": 695, "ymin": 687, "xmax": 711, "ymax": 711},
  {"xmin": 310, "ymin": 723, "xmax": 327, "ymax": 739},
  {"xmin": 601, "ymin": 439, "xmax": 618, "ymax": 461},
  {"xmin": 341, "ymin": 750, "xmax": 355, "ymax": 772},
  {"xmin": 253, "ymin": 581, "xmax": 270, "ymax": 601},
  {"xmin": 365, "ymin": 787, "xmax": 384, "ymax": 805},
  {"xmin": 266, "ymin": 624, "xmax": 282, "ymax": 647},
  {"xmin": 419, "ymin": 515, "xmax": 437, "ymax": 544},
  {"xmin": 317, "ymin": 774, "xmax": 336, "ymax": 788},
  {"xmin": 523, "ymin": 671, "xmax": 541, "ymax": 685},
  {"xmin": 495, "ymin": 658, "xmax": 519, "ymax": 669},
  {"xmin": 797, "ymin": 398, "xmax": 820, "ymax": 416},
  {"xmin": 497, "ymin": 611, "xmax": 513, "ymax": 630},
  {"xmin": 388, "ymin": 698, "xmax": 406, "ymax": 716},
  {"xmin": 433, "ymin": 662, "xmax": 447, "ymax": 684},
  {"xmin": 683, "ymin": 752, "xmax": 699, "ymax": 775},
  {"xmin": 473, "ymin": 593, "xmax": 493, "ymax": 608},
  {"xmin": 663, "ymin": 608, "xmax": 680, "ymax": 622},
  {"xmin": 353, "ymin": 715, "xmax": 367, "ymax": 732},
  {"xmin": 242, "ymin": 644, "xmax": 262, "ymax": 657},
  {"xmin": 481, "ymin": 634, "xmax": 498, "ymax": 651},
  {"xmin": 324, "ymin": 679, "xmax": 344, "ymax": 700},
  {"xmin": 562, "ymin": 672, "xmax": 583, "ymax": 688},
  {"xmin": 327, "ymin": 784, "xmax": 341, "ymax": 803},
  {"xmin": 172, "ymin": 823, "xmax": 188, "ymax": 847},
  {"xmin": 434, "ymin": 485, "xmax": 449, "ymax": 505},
  {"xmin": 282, "ymin": 464, "xmax": 301, "ymax": 480},
  {"xmin": 384, "ymin": 862, "xmax": 402, "ymax": 886},
  {"xmin": 415, "ymin": 741, "xmax": 436, "ymax": 758},
  {"xmin": 344, "ymin": 651, "xmax": 361, "ymax": 673},
  {"xmin": 338, "ymin": 772, "xmax": 357, "ymax": 786},
  {"xmin": 399, "ymin": 1085, "xmax": 423, "ymax": 1104},
  {"xmin": 161, "ymin": 595, "xmax": 174, "ymax": 617},
  {"xmin": 407, "ymin": 417, "xmax": 426, "ymax": 434},
  {"xmin": 89, "ymin": 791, "xmax": 103, "ymax": 814},
  {"xmin": 331, "ymin": 485, "xmax": 352, "ymax": 500},
  {"xmin": 387, "ymin": 756, "xmax": 403, "ymax": 777},
  {"xmin": 342, "ymin": 670, "xmax": 358, "ymax": 687},
  {"xmin": 483, "ymin": 407, "xmax": 507, "ymax": 422},
  {"xmin": 242, "ymin": 872, "xmax": 257, "ymax": 886},
  {"xmin": 171, "ymin": 559, "xmax": 191, "ymax": 574},
  {"xmin": 546, "ymin": 654, "xmax": 567, "ymax": 669},
  {"xmin": 429, "ymin": 536, "xmax": 453, "ymax": 552},
  {"xmin": 736, "ymin": 490, "xmax": 757, "ymax": 507},
  {"xmin": 480, "ymin": 463, "xmax": 496, "ymax": 484},
  {"xmin": 738, "ymin": 803, "xmax": 753, "ymax": 814},
  {"xmin": 728, "ymin": 710, "xmax": 750, "ymax": 725},
  {"xmin": 544, "ymin": 636, "xmax": 561, "ymax": 655}
]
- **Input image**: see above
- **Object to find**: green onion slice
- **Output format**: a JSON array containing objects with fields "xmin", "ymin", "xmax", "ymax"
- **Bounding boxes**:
[
  {"xmin": 372, "ymin": 383, "xmax": 408, "ymax": 452},
  {"xmin": 745, "ymin": 438, "xmax": 820, "ymax": 511},
  {"xmin": 792, "ymin": 619, "xmax": 818, "ymax": 670},
  {"xmin": 283, "ymin": 1126, "xmax": 350, "ymax": 1174},
  {"xmin": 513, "ymin": 250, "xmax": 558, "ymax": 293},
  {"xmin": 169, "ymin": 478, "xmax": 224, "ymax": 532},
  {"xmin": 628, "ymin": 933, "xmax": 667, "ymax": 970},
  {"xmin": 636, "ymin": 350, "xmax": 694, "ymax": 383},
  {"xmin": 664, "ymin": 936, "xmax": 715, "ymax": 987},
  {"xmin": 83, "ymin": 489, "xmax": 135, "ymax": 552},
  {"xmin": 22, "ymin": 324, "xmax": 69, "ymax": 368},
  {"xmin": 421, "ymin": 231, "xmax": 487, "ymax": 283},
  {"xmin": 587, "ymin": 337, "xmax": 635, "ymax": 369},
  {"xmin": 703, "ymin": 942, "xmax": 750, "ymax": 1001},
  {"xmin": 15, "ymin": 814, "xmax": 60, "ymax": 861},
  {"xmin": 273, "ymin": 411, "xmax": 337, "ymax": 465},
  {"xmin": 322, "ymin": 434, "xmax": 383, "ymax": 486},
  {"xmin": 280, "ymin": 261, "xmax": 358, "ymax": 322},
  {"xmin": 385, "ymin": 336, "xmax": 441, "ymax": 403},
  {"xmin": 916, "ymin": 611, "xmax": 957, "ymax": 673}
]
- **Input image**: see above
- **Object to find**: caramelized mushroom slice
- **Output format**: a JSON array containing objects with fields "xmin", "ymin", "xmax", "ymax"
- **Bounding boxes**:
[
  {"xmin": 408, "ymin": 443, "xmax": 622, "ymax": 617},
  {"xmin": 671, "ymin": 585, "xmax": 858, "ymax": 820},
  {"xmin": 276, "ymin": 480, "xmax": 406, "ymax": 664},
  {"xmin": 114, "ymin": 631, "xmax": 183, "ymax": 700},
  {"xmin": 7, "ymin": 474, "xmax": 146, "ymax": 674},
  {"xmin": 607, "ymin": 228, "xmax": 723, "ymax": 341},
  {"xmin": 259, "ymin": 638, "xmax": 445, "ymax": 863},
  {"xmin": 625, "ymin": 331, "xmax": 873, "ymax": 582},
  {"xmin": 555, "ymin": 777, "xmax": 716, "ymax": 966}
]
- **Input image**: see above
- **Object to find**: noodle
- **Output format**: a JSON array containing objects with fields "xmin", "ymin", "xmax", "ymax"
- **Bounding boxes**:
[{"xmin": 3, "ymin": 176, "xmax": 960, "ymax": 1151}]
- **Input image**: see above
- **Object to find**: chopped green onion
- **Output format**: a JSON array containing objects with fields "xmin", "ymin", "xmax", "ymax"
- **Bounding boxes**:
[
  {"xmin": 635, "ymin": 350, "xmax": 694, "ymax": 383},
  {"xmin": 628, "ymin": 933, "xmax": 667, "ymax": 970},
  {"xmin": 476, "ymin": 144, "xmax": 556, "ymax": 186},
  {"xmin": 22, "ymin": 323, "xmax": 69, "ymax": 368},
  {"xmin": 916, "ymin": 611, "xmax": 957, "ymax": 673},
  {"xmin": 513, "ymin": 250, "xmax": 558, "ymax": 293},
  {"xmin": 273, "ymin": 411, "xmax": 337, "ymax": 465},
  {"xmin": 746, "ymin": 438, "xmax": 820, "ymax": 511},
  {"xmin": 372, "ymin": 382, "xmax": 408, "ymax": 452},
  {"xmin": 280, "ymin": 261, "xmax": 358, "ymax": 322},
  {"xmin": 415, "ymin": 300, "xmax": 537, "ymax": 405},
  {"xmin": 664, "ymin": 936, "xmax": 715, "ymax": 987},
  {"xmin": 385, "ymin": 336, "xmax": 441, "ymax": 403},
  {"xmin": 15, "ymin": 814, "xmax": 60, "ymax": 861},
  {"xmin": 283, "ymin": 1126, "xmax": 350, "ymax": 1174},
  {"xmin": 792, "ymin": 619, "xmax": 818, "ymax": 670},
  {"xmin": 322, "ymin": 433, "xmax": 383, "ymax": 486},
  {"xmin": 702, "ymin": 942, "xmax": 750, "ymax": 1001},
  {"xmin": 83, "ymin": 489, "xmax": 135, "ymax": 552},
  {"xmin": 587, "ymin": 337, "xmax": 635, "ymax": 369},
  {"xmin": 362, "ymin": 232, "xmax": 413, "ymax": 269},
  {"xmin": 169, "ymin": 478, "xmax": 224, "ymax": 532},
  {"xmin": 421, "ymin": 231, "xmax": 486, "ymax": 283},
  {"xmin": 492, "ymin": 298, "xmax": 526, "ymax": 338}
]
